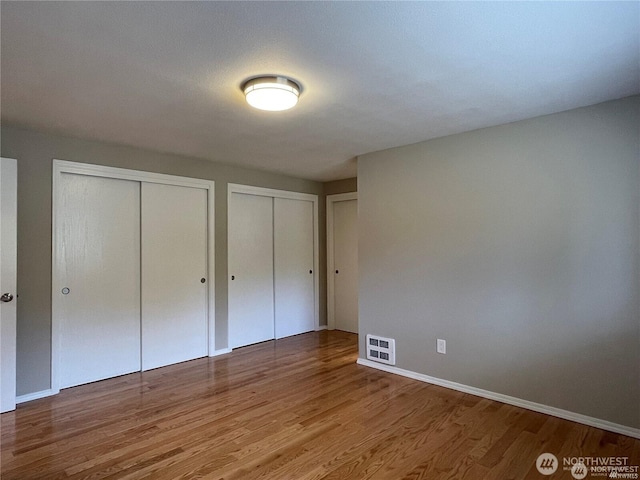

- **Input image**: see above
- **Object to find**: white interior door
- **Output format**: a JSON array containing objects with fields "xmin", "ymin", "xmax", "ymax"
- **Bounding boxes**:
[
  {"xmin": 333, "ymin": 199, "xmax": 358, "ymax": 333},
  {"xmin": 57, "ymin": 173, "xmax": 141, "ymax": 389},
  {"xmin": 228, "ymin": 193, "xmax": 274, "ymax": 348},
  {"xmin": 1, "ymin": 158, "xmax": 17, "ymax": 413},
  {"xmin": 141, "ymin": 183, "xmax": 208, "ymax": 370},
  {"xmin": 274, "ymin": 198, "xmax": 315, "ymax": 339}
]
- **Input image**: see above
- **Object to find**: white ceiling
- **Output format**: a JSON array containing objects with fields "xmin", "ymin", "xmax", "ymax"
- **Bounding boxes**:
[{"xmin": 1, "ymin": 2, "xmax": 638, "ymax": 182}]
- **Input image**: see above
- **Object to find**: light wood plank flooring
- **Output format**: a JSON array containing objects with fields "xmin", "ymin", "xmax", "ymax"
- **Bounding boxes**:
[{"xmin": 2, "ymin": 331, "xmax": 638, "ymax": 479}]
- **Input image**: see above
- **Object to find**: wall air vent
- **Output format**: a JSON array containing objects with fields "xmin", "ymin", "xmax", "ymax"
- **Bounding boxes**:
[{"xmin": 366, "ymin": 334, "xmax": 396, "ymax": 365}]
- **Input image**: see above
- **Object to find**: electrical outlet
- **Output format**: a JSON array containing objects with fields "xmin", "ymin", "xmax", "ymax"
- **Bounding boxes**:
[{"xmin": 437, "ymin": 339, "xmax": 446, "ymax": 354}]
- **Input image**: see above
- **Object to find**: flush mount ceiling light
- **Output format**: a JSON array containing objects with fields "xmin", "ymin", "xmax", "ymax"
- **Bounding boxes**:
[{"xmin": 242, "ymin": 76, "xmax": 300, "ymax": 111}]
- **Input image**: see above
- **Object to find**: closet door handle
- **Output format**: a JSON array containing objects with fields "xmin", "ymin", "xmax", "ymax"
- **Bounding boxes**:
[
  {"xmin": 0, "ymin": 293, "xmax": 13, "ymax": 303},
  {"xmin": 231, "ymin": 275, "xmax": 235, "ymax": 280}
]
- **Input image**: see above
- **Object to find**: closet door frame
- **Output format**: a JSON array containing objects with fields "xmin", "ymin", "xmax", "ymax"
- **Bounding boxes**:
[
  {"xmin": 326, "ymin": 192, "xmax": 357, "ymax": 330},
  {"xmin": 227, "ymin": 183, "xmax": 320, "ymax": 346},
  {"xmin": 52, "ymin": 160, "xmax": 215, "ymax": 395}
]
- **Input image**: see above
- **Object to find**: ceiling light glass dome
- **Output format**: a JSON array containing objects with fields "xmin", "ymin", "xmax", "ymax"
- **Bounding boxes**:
[{"xmin": 242, "ymin": 76, "xmax": 300, "ymax": 112}]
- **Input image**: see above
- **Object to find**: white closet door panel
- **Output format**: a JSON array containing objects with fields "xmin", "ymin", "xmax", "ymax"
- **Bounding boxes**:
[
  {"xmin": 141, "ymin": 183, "xmax": 208, "ymax": 370},
  {"xmin": 334, "ymin": 199, "xmax": 358, "ymax": 333},
  {"xmin": 228, "ymin": 193, "xmax": 274, "ymax": 348},
  {"xmin": 141, "ymin": 183, "xmax": 208, "ymax": 371},
  {"xmin": 274, "ymin": 198, "xmax": 314, "ymax": 339},
  {"xmin": 58, "ymin": 174, "xmax": 141, "ymax": 388},
  {"xmin": 1, "ymin": 158, "xmax": 17, "ymax": 413}
]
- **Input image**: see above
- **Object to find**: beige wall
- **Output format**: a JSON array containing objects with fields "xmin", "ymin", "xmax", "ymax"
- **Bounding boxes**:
[
  {"xmin": 324, "ymin": 177, "xmax": 357, "ymax": 196},
  {"xmin": 357, "ymin": 96, "xmax": 640, "ymax": 428},
  {"xmin": 1, "ymin": 126, "xmax": 327, "ymax": 396}
]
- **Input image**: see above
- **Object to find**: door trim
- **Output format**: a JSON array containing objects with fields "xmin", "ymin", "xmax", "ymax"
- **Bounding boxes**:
[
  {"xmin": 52, "ymin": 160, "xmax": 215, "ymax": 394},
  {"xmin": 326, "ymin": 192, "xmax": 357, "ymax": 330},
  {"xmin": 227, "ymin": 184, "xmax": 320, "ymax": 341}
]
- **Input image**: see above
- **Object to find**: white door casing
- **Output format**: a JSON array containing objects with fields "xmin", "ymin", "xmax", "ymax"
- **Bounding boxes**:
[
  {"xmin": 274, "ymin": 197, "xmax": 315, "ymax": 339},
  {"xmin": 0, "ymin": 158, "xmax": 17, "ymax": 413},
  {"xmin": 327, "ymin": 193, "xmax": 358, "ymax": 333},
  {"xmin": 141, "ymin": 183, "xmax": 208, "ymax": 371},
  {"xmin": 57, "ymin": 173, "xmax": 141, "ymax": 389},
  {"xmin": 228, "ymin": 192, "xmax": 275, "ymax": 348}
]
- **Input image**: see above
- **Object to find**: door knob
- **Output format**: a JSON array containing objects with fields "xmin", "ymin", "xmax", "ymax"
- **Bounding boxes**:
[
  {"xmin": 201, "ymin": 278, "xmax": 206, "ymax": 284},
  {"xmin": 1, "ymin": 293, "xmax": 14, "ymax": 303},
  {"xmin": 335, "ymin": 270, "xmax": 339, "ymax": 274},
  {"xmin": 231, "ymin": 275, "xmax": 235, "ymax": 280}
]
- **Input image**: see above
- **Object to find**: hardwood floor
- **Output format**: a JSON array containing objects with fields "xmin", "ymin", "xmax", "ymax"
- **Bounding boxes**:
[{"xmin": 1, "ymin": 331, "xmax": 638, "ymax": 479}]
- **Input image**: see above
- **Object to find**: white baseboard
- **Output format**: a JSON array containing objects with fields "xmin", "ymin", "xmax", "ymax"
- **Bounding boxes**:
[
  {"xmin": 316, "ymin": 325, "xmax": 328, "ymax": 331},
  {"xmin": 210, "ymin": 348, "xmax": 232, "ymax": 357},
  {"xmin": 16, "ymin": 388, "xmax": 57, "ymax": 404},
  {"xmin": 356, "ymin": 358, "xmax": 640, "ymax": 440}
]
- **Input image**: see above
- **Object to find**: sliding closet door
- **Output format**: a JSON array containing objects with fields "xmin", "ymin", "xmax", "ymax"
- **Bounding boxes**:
[
  {"xmin": 57, "ymin": 174, "xmax": 141, "ymax": 389},
  {"xmin": 274, "ymin": 198, "xmax": 315, "ymax": 339},
  {"xmin": 141, "ymin": 183, "xmax": 208, "ymax": 370},
  {"xmin": 228, "ymin": 193, "xmax": 274, "ymax": 348}
]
